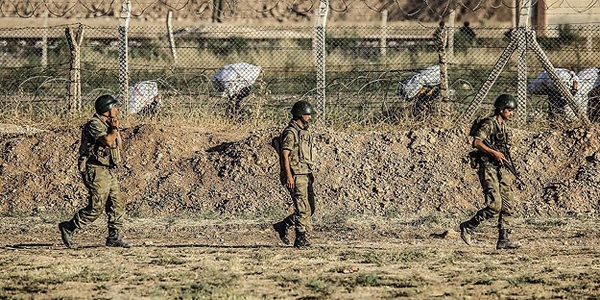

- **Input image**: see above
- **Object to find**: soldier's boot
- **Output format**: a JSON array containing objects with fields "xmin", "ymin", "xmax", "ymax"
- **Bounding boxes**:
[
  {"xmin": 293, "ymin": 230, "xmax": 311, "ymax": 249},
  {"xmin": 58, "ymin": 221, "xmax": 76, "ymax": 248},
  {"xmin": 460, "ymin": 213, "xmax": 487, "ymax": 246},
  {"xmin": 459, "ymin": 221, "xmax": 474, "ymax": 246},
  {"xmin": 496, "ymin": 229, "xmax": 521, "ymax": 250},
  {"xmin": 106, "ymin": 229, "xmax": 131, "ymax": 248},
  {"xmin": 272, "ymin": 220, "xmax": 290, "ymax": 245}
]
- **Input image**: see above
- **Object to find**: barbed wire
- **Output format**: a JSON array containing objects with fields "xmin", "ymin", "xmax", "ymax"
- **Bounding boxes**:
[{"xmin": 1, "ymin": 0, "xmax": 600, "ymax": 20}]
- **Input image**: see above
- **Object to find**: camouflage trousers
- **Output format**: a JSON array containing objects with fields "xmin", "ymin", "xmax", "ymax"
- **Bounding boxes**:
[
  {"xmin": 464, "ymin": 162, "xmax": 515, "ymax": 231},
  {"xmin": 72, "ymin": 164, "xmax": 125, "ymax": 231},
  {"xmin": 284, "ymin": 173, "xmax": 316, "ymax": 233}
]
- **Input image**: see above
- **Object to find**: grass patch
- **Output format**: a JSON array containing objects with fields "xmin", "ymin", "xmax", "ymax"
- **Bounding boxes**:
[
  {"xmin": 149, "ymin": 256, "xmax": 186, "ymax": 266},
  {"xmin": 340, "ymin": 248, "xmax": 435, "ymax": 266},
  {"xmin": 355, "ymin": 272, "xmax": 383, "ymax": 287},
  {"xmin": 305, "ymin": 278, "xmax": 332, "ymax": 296},
  {"xmin": 525, "ymin": 218, "xmax": 569, "ymax": 227},
  {"xmin": 508, "ymin": 275, "xmax": 546, "ymax": 286}
]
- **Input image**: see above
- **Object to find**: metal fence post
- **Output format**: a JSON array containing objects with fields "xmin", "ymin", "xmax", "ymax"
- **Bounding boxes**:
[
  {"xmin": 436, "ymin": 23, "xmax": 449, "ymax": 103},
  {"xmin": 516, "ymin": 27, "xmax": 528, "ymax": 125},
  {"xmin": 41, "ymin": 9, "xmax": 48, "ymax": 69},
  {"xmin": 119, "ymin": 0, "xmax": 131, "ymax": 106},
  {"xmin": 447, "ymin": 10, "xmax": 455, "ymax": 62},
  {"xmin": 458, "ymin": 32, "xmax": 519, "ymax": 123},
  {"xmin": 167, "ymin": 10, "xmax": 178, "ymax": 64},
  {"xmin": 527, "ymin": 30, "xmax": 591, "ymax": 126},
  {"xmin": 65, "ymin": 25, "xmax": 84, "ymax": 112},
  {"xmin": 380, "ymin": 10, "xmax": 387, "ymax": 57},
  {"xmin": 313, "ymin": 0, "xmax": 329, "ymax": 119}
]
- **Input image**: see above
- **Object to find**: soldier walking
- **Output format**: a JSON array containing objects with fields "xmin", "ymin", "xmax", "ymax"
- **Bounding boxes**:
[
  {"xmin": 460, "ymin": 94, "xmax": 521, "ymax": 250},
  {"xmin": 273, "ymin": 101, "xmax": 317, "ymax": 249},
  {"xmin": 58, "ymin": 95, "xmax": 131, "ymax": 248}
]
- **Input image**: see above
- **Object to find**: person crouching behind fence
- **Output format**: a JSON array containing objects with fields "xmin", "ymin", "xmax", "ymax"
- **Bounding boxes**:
[
  {"xmin": 58, "ymin": 94, "xmax": 131, "ymax": 248},
  {"xmin": 272, "ymin": 101, "xmax": 317, "ymax": 249},
  {"xmin": 460, "ymin": 94, "xmax": 521, "ymax": 250}
]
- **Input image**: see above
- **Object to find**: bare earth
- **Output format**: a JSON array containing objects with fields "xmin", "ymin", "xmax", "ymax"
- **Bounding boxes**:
[
  {"xmin": 1, "ymin": 216, "xmax": 599, "ymax": 299},
  {"xmin": 0, "ymin": 122, "xmax": 599, "ymax": 298}
]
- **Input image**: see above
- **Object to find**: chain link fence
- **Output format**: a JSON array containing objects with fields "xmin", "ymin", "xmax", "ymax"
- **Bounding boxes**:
[{"xmin": 1, "ymin": 23, "xmax": 600, "ymax": 128}]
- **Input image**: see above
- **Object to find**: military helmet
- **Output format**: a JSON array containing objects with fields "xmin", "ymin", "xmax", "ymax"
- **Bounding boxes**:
[
  {"xmin": 290, "ymin": 100, "xmax": 316, "ymax": 117},
  {"xmin": 494, "ymin": 94, "xmax": 518, "ymax": 110},
  {"xmin": 94, "ymin": 94, "xmax": 118, "ymax": 114}
]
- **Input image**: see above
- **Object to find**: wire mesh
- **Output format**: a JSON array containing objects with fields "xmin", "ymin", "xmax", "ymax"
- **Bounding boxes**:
[{"xmin": 1, "ymin": 22, "xmax": 600, "ymax": 128}]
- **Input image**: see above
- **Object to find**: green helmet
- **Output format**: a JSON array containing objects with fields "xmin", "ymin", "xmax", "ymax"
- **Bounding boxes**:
[
  {"xmin": 494, "ymin": 94, "xmax": 518, "ymax": 110},
  {"xmin": 290, "ymin": 101, "xmax": 316, "ymax": 117},
  {"xmin": 94, "ymin": 94, "xmax": 118, "ymax": 114}
]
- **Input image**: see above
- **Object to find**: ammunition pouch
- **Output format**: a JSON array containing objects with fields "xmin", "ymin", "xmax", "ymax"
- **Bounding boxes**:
[
  {"xmin": 109, "ymin": 147, "xmax": 121, "ymax": 167},
  {"xmin": 78, "ymin": 156, "xmax": 88, "ymax": 173},
  {"xmin": 468, "ymin": 150, "xmax": 481, "ymax": 169},
  {"xmin": 468, "ymin": 150, "xmax": 498, "ymax": 169}
]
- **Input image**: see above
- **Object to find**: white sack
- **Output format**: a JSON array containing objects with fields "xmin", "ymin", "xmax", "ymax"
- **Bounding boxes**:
[
  {"xmin": 210, "ymin": 63, "xmax": 262, "ymax": 97},
  {"xmin": 527, "ymin": 68, "xmax": 578, "ymax": 95},
  {"xmin": 127, "ymin": 81, "xmax": 159, "ymax": 115},
  {"xmin": 396, "ymin": 65, "xmax": 441, "ymax": 100}
]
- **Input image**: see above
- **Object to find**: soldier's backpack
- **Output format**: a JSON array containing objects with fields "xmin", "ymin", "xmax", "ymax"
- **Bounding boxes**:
[
  {"xmin": 468, "ymin": 116, "xmax": 486, "ymax": 137},
  {"xmin": 271, "ymin": 127, "xmax": 298, "ymax": 185},
  {"xmin": 467, "ymin": 116, "xmax": 487, "ymax": 168}
]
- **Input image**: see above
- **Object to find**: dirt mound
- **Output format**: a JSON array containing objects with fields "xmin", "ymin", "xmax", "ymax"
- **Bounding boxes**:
[{"xmin": 1, "ymin": 123, "xmax": 599, "ymax": 217}]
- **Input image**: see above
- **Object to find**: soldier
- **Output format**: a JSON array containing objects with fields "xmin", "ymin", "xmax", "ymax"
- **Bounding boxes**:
[
  {"xmin": 272, "ymin": 101, "xmax": 316, "ymax": 249},
  {"xmin": 460, "ymin": 94, "xmax": 521, "ymax": 250},
  {"xmin": 58, "ymin": 94, "xmax": 131, "ymax": 248}
]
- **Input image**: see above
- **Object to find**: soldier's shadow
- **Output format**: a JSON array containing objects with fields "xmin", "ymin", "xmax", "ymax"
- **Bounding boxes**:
[{"xmin": 4, "ymin": 243, "xmax": 56, "ymax": 249}]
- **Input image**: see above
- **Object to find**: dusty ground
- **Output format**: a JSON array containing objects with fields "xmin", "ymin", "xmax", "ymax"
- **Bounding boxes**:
[
  {"xmin": 1, "ymin": 215, "xmax": 599, "ymax": 299},
  {"xmin": 0, "ymin": 122, "xmax": 599, "ymax": 298}
]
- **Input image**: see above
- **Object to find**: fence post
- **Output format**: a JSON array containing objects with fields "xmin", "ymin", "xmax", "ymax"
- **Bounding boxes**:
[
  {"xmin": 447, "ymin": 10, "xmax": 455, "ymax": 62},
  {"xmin": 119, "ymin": 0, "xmax": 131, "ymax": 106},
  {"xmin": 41, "ymin": 9, "xmax": 48, "ymax": 69},
  {"xmin": 459, "ymin": 32, "xmax": 519, "ymax": 122},
  {"xmin": 65, "ymin": 25, "xmax": 84, "ymax": 112},
  {"xmin": 380, "ymin": 10, "xmax": 387, "ymax": 57},
  {"xmin": 436, "ymin": 22, "xmax": 449, "ymax": 105},
  {"xmin": 516, "ymin": 27, "xmax": 527, "ymax": 125},
  {"xmin": 527, "ymin": 30, "xmax": 591, "ymax": 126},
  {"xmin": 167, "ymin": 10, "xmax": 178, "ymax": 64},
  {"xmin": 313, "ymin": 0, "xmax": 329, "ymax": 118}
]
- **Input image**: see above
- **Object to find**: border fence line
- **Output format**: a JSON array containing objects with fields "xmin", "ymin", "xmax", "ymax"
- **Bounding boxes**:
[{"xmin": 1, "ymin": 20, "xmax": 600, "ymax": 128}]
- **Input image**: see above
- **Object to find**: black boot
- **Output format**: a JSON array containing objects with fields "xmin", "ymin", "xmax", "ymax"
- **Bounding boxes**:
[
  {"xmin": 106, "ymin": 229, "xmax": 131, "ymax": 248},
  {"xmin": 58, "ymin": 221, "xmax": 76, "ymax": 248},
  {"xmin": 272, "ymin": 221, "xmax": 290, "ymax": 245},
  {"xmin": 294, "ymin": 230, "xmax": 311, "ymax": 249},
  {"xmin": 496, "ymin": 229, "xmax": 521, "ymax": 250}
]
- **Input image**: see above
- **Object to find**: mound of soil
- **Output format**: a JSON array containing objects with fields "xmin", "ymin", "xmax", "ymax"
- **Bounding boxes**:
[{"xmin": 1, "ymin": 122, "xmax": 599, "ymax": 217}]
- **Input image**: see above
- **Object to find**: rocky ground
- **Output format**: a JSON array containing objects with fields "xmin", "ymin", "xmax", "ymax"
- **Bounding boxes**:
[
  {"xmin": 1, "ymin": 121, "xmax": 599, "ymax": 298},
  {"xmin": 1, "ymin": 122, "xmax": 599, "ymax": 218}
]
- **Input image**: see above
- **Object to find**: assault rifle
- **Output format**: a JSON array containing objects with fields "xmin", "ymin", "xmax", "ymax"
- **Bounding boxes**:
[{"xmin": 482, "ymin": 140, "xmax": 526, "ymax": 187}]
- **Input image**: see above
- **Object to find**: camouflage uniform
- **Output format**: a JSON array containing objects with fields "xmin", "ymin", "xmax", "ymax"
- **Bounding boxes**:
[
  {"xmin": 461, "ymin": 116, "xmax": 519, "ymax": 249},
  {"xmin": 282, "ymin": 120, "xmax": 315, "ymax": 232},
  {"xmin": 59, "ymin": 113, "xmax": 128, "ymax": 248},
  {"xmin": 72, "ymin": 115, "xmax": 125, "ymax": 230},
  {"xmin": 274, "ymin": 120, "xmax": 316, "ymax": 247}
]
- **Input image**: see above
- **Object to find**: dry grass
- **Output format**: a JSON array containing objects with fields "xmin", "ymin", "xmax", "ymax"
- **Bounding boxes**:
[{"xmin": 1, "ymin": 215, "xmax": 599, "ymax": 299}]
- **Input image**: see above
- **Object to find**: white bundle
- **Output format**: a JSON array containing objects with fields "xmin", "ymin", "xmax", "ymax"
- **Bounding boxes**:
[
  {"xmin": 210, "ymin": 63, "xmax": 262, "ymax": 98},
  {"xmin": 396, "ymin": 65, "xmax": 441, "ymax": 100},
  {"xmin": 527, "ymin": 68, "xmax": 579, "ymax": 95},
  {"xmin": 127, "ymin": 81, "xmax": 159, "ymax": 115}
]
